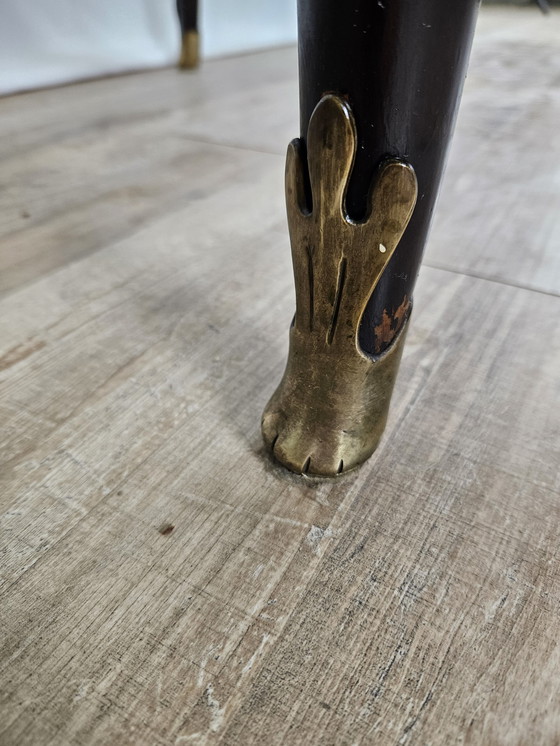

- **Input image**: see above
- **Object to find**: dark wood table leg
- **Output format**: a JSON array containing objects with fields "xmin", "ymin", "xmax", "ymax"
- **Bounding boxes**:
[
  {"xmin": 177, "ymin": 0, "xmax": 199, "ymax": 69},
  {"xmin": 262, "ymin": 0, "xmax": 480, "ymax": 477}
]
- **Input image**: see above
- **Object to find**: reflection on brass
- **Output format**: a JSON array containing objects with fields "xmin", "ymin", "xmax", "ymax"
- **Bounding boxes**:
[
  {"xmin": 262, "ymin": 95, "xmax": 417, "ymax": 477},
  {"xmin": 179, "ymin": 30, "xmax": 199, "ymax": 69}
]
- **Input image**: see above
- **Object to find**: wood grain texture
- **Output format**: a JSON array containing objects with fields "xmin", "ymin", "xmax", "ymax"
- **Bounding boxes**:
[{"xmin": 1, "ymin": 7, "xmax": 559, "ymax": 745}]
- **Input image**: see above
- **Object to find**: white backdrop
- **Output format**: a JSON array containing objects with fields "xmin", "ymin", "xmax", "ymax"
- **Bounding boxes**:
[{"xmin": 0, "ymin": 0, "xmax": 297, "ymax": 95}]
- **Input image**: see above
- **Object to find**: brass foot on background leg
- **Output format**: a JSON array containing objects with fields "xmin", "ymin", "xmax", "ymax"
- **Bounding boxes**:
[
  {"xmin": 261, "ymin": 95, "xmax": 417, "ymax": 477},
  {"xmin": 178, "ymin": 30, "xmax": 199, "ymax": 69}
]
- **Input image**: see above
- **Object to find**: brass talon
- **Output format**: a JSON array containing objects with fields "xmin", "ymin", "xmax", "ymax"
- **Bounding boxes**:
[{"xmin": 262, "ymin": 94, "xmax": 418, "ymax": 477}]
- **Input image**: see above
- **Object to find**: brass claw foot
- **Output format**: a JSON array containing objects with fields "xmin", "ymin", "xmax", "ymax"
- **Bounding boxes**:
[{"xmin": 262, "ymin": 94, "xmax": 418, "ymax": 477}]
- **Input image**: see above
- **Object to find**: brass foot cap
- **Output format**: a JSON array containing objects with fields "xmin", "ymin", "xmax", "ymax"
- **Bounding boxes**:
[
  {"xmin": 262, "ymin": 321, "xmax": 409, "ymax": 477},
  {"xmin": 179, "ymin": 30, "xmax": 199, "ymax": 69}
]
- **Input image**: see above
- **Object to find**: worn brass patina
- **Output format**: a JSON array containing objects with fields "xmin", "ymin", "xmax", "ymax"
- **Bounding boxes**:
[
  {"xmin": 179, "ymin": 30, "xmax": 199, "ymax": 69},
  {"xmin": 262, "ymin": 94, "xmax": 417, "ymax": 477}
]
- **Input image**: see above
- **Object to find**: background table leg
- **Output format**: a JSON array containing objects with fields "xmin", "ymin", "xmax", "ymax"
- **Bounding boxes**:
[{"xmin": 177, "ymin": 0, "xmax": 199, "ymax": 69}]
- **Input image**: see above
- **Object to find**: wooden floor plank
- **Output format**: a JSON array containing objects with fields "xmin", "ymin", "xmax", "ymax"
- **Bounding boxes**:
[
  {"xmin": 0, "ymin": 47, "xmax": 298, "ymax": 163},
  {"xmin": 0, "ymin": 135, "xmax": 286, "ymax": 297},
  {"xmin": 1, "ymin": 264, "xmax": 559, "ymax": 745},
  {"xmin": 1, "ymin": 7, "xmax": 559, "ymax": 745}
]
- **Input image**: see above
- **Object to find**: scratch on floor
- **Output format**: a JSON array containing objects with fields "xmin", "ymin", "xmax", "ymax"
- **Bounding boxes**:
[
  {"xmin": 175, "ymin": 733, "xmax": 205, "ymax": 745},
  {"xmin": 204, "ymin": 683, "xmax": 225, "ymax": 733},
  {"xmin": 269, "ymin": 514, "xmax": 313, "ymax": 529},
  {"xmin": 241, "ymin": 633, "xmax": 271, "ymax": 675},
  {"xmin": 306, "ymin": 525, "xmax": 335, "ymax": 556},
  {"xmin": 71, "ymin": 680, "xmax": 94, "ymax": 703}
]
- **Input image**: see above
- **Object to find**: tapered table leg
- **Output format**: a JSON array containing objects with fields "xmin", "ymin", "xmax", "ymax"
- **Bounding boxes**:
[
  {"xmin": 177, "ymin": 0, "xmax": 199, "ymax": 69},
  {"xmin": 262, "ymin": 0, "xmax": 480, "ymax": 476}
]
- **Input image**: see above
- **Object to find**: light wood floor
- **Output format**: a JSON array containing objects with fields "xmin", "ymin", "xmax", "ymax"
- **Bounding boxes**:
[{"xmin": 1, "ymin": 8, "xmax": 559, "ymax": 745}]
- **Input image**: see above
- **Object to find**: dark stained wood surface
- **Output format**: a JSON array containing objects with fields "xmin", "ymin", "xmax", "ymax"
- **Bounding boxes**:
[{"xmin": 297, "ymin": 0, "xmax": 480, "ymax": 354}]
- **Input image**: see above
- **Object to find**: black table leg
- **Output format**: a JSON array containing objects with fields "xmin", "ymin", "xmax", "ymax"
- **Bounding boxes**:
[
  {"xmin": 177, "ymin": 0, "xmax": 199, "ymax": 69},
  {"xmin": 262, "ymin": 0, "xmax": 480, "ymax": 477}
]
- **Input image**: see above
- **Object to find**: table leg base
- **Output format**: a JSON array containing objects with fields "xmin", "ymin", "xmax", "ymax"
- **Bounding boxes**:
[{"xmin": 261, "ymin": 95, "xmax": 416, "ymax": 477}]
